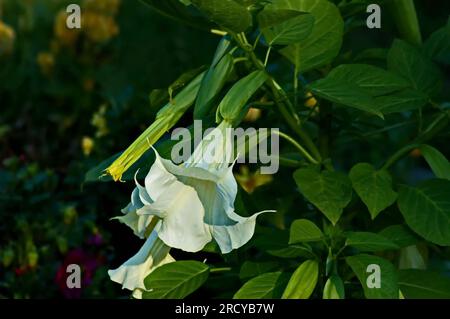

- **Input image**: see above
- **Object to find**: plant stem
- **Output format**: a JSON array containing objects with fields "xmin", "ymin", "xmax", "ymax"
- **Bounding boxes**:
[
  {"xmin": 274, "ymin": 130, "xmax": 319, "ymax": 164},
  {"xmin": 264, "ymin": 46, "xmax": 272, "ymax": 66},
  {"xmin": 232, "ymin": 33, "xmax": 322, "ymax": 163}
]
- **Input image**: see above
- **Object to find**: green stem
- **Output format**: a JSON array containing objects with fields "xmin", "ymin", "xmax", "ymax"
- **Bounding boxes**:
[
  {"xmin": 231, "ymin": 33, "xmax": 322, "ymax": 162},
  {"xmin": 274, "ymin": 131, "xmax": 319, "ymax": 164},
  {"xmin": 381, "ymin": 144, "xmax": 420, "ymax": 170}
]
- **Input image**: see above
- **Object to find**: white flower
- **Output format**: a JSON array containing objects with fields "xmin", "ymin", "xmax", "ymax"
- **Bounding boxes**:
[
  {"xmin": 107, "ymin": 229, "xmax": 174, "ymax": 294},
  {"xmin": 109, "ymin": 120, "xmax": 274, "ymax": 292}
]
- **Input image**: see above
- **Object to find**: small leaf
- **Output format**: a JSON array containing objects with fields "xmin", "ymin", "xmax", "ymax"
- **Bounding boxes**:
[
  {"xmin": 282, "ymin": 260, "xmax": 319, "ymax": 299},
  {"xmin": 398, "ymin": 179, "xmax": 450, "ymax": 246},
  {"xmin": 294, "ymin": 168, "xmax": 352, "ymax": 225},
  {"xmin": 289, "ymin": 219, "xmax": 324, "ymax": 244},
  {"xmin": 349, "ymin": 163, "xmax": 398, "ymax": 219},
  {"xmin": 234, "ymin": 272, "xmax": 289, "ymax": 299},
  {"xmin": 399, "ymin": 269, "xmax": 450, "ymax": 299},
  {"xmin": 419, "ymin": 145, "xmax": 450, "ymax": 180},
  {"xmin": 323, "ymin": 275, "xmax": 345, "ymax": 299},
  {"xmin": 345, "ymin": 231, "xmax": 399, "ymax": 252},
  {"xmin": 346, "ymin": 254, "xmax": 398, "ymax": 299},
  {"xmin": 143, "ymin": 261, "xmax": 209, "ymax": 299}
]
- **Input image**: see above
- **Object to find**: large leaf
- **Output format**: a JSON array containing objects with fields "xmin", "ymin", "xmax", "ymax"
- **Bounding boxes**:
[
  {"xmin": 349, "ymin": 163, "xmax": 398, "ymax": 219},
  {"xmin": 143, "ymin": 261, "xmax": 209, "ymax": 299},
  {"xmin": 374, "ymin": 89, "xmax": 428, "ymax": 114},
  {"xmin": 424, "ymin": 18, "xmax": 450, "ymax": 65},
  {"xmin": 398, "ymin": 179, "xmax": 450, "ymax": 246},
  {"xmin": 234, "ymin": 272, "xmax": 289, "ymax": 299},
  {"xmin": 269, "ymin": 0, "xmax": 344, "ymax": 73},
  {"xmin": 289, "ymin": 219, "xmax": 324, "ymax": 244},
  {"xmin": 387, "ymin": 39, "xmax": 442, "ymax": 96},
  {"xmin": 282, "ymin": 260, "xmax": 319, "ymax": 299},
  {"xmin": 308, "ymin": 78, "xmax": 383, "ymax": 118},
  {"xmin": 323, "ymin": 275, "xmax": 345, "ymax": 299},
  {"xmin": 260, "ymin": 10, "xmax": 315, "ymax": 45},
  {"xmin": 294, "ymin": 168, "xmax": 352, "ymax": 225},
  {"xmin": 419, "ymin": 145, "xmax": 450, "ymax": 180},
  {"xmin": 345, "ymin": 232, "xmax": 399, "ymax": 252},
  {"xmin": 218, "ymin": 70, "xmax": 267, "ymax": 123},
  {"xmin": 399, "ymin": 269, "xmax": 450, "ymax": 299},
  {"xmin": 346, "ymin": 254, "xmax": 398, "ymax": 299},
  {"xmin": 325, "ymin": 64, "xmax": 410, "ymax": 96},
  {"xmin": 191, "ymin": 0, "xmax": 252, "ymax": 32}
]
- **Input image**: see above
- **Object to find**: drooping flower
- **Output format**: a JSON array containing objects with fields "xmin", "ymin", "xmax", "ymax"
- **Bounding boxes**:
[{"xmin": 109, "ymin": 120, "xmax": 275, "ymax": 292}]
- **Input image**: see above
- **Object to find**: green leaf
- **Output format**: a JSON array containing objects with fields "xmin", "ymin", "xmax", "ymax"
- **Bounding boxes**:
[
  {"xmin": 374, "ymin": 88, "xmax": 428, "ymax": 114},
  {"xmin": 140, "ymin": 0, "xmax": 213, "ymax": 30},
  {"xmin": 308, "ymin": 78, "xmax": 383, "ymax": 118},
  {"xmin": 234, "ymin": 272, "xmax": 289, "ymax": 299},
  {"xmin": 387, "ymin": 39, "xmax": 442, "ymax": 96},
  {"xmin": 326, "ymin": 64, "xmax": 410, "ymax": 96},
  {"xmin": 398, "ymin": 179, "xmax": 450, "ymax": 246},
  {"xmin": 424, "ymin": 18, "xmax": 450, "ymax": 65},
  {"xmin": 143, "ymin": 261, "xmax": 209, "ymax": 299},
  {"xmin": 399, "ymin": 269, "xmax": 450, "ymax": 299},
  {"xmin": 194, "ymin": 53, "xmax": 234, "ymax": 119},
  {"xmin": 270, "ymin": 0, "xmax": 344, "ymax": 72},
  {"xmin": 282, "ymin": 260, "xmax": 319, "ymax": 299},
  {"xmin": 289, "ymin": 219, "xmax": 324, "ymax": 244},
  {"xmin": 345, "ymin": 232, "xmax": 399, "ymax": 252},
  {"xmin": 293, "ymin": 168, "xmax": 352, "ymax": 225},
  {"xmin": 257, "ymin": 8, "xmax": 303, "ymax": 29},
  {"xmin": 239, "ymin": 261, "xmax": 280, "ymax": 280},
  {"xmin": 399, "ymin": 245, "xmax": 427, "ymax": 270},
  {"xmin": 378, "ymin": 225, "xmax": 418, "ymax": 248},
  {"xmin": 346, "ymin": 254, "xmax": 398, "ymax": 299},
  {"xmin": 323, "ymin": 275, "xmax": 345, "ymax": 299},
  {"xmin": 419, "ymin": 145, "xmax": 450, "ymax": 180},
  {"xmin": 260, "ymin": 11, "xmax": 315, "ymax": 45},
  {"xmin": 267, "ymin": 245, "xmax": 316, "ymax": 259},
  {"xmin": 218, "ymin": 70, "xmax": 267, "ymax": 124},
  {"xmin": 191, "ymin": 0, "xmax": 252, "ymax": 32},
  {"xmin": 349, "ymin": 163, "xmax": 398, "ymax": 219}
]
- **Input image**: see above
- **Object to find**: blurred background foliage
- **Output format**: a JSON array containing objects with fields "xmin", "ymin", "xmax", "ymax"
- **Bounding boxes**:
[
  {"xmin": 0, "ymin": 0, "xmax": 449, "ymax": 299},
  {"xmin": 0, "ymin": 0, "xmax": 217, "ymax": 298}
]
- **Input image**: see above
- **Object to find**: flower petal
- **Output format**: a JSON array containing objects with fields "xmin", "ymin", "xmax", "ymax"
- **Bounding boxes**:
[
  {"xmin": 211, "ymin": 209, "xmax": 275, "ymax": 254},
  {"xmin": 107, "ymin": 230, "xmax": 172, "ymax": 291},
  {"xmin": 140, "ymin": 152, "xmax": 212, "ymax": 252}
]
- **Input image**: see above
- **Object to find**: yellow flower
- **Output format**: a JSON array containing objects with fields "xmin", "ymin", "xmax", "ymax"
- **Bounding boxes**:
[
  {"xmin": 82, "ymin": 11, "xmax": 119, "ymax": 43},
  {"xmin": 409, "ymin": 148, "xmax": 422, "ymax": 158},
  {"xmin": 234, "ymin": 166, "xmax": 273, "ymax": 194},
  {"xmin": 37, "ymin": 52, "xmax": 55, "ymax": 76},
  {"xmin": 83, "ymin": 0, "xmax": 121, "ymax": 16},
  {"xmin": 0, "ymin": 20, "xmax": 15, "ymax": 56},
  {"xmin": 82, "ymin": 136, "xmax": 95, "ymax": 156},
  {"xmin": 304, "ymin": 91, "xmax": 318, "ymax": 108},
  {"xmin": 54, "ymin": 10, "xmax": 80, "ymax": 47}
]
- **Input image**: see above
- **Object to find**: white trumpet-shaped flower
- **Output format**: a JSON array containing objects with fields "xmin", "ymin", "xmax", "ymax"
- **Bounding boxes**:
[
  {"xmin": 107, "ymin": 228, "xmax": 174, "ymax": 294},
  {"xmin": 109, "ymin": 121, "xmax": 274, "ymax": 292}
]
